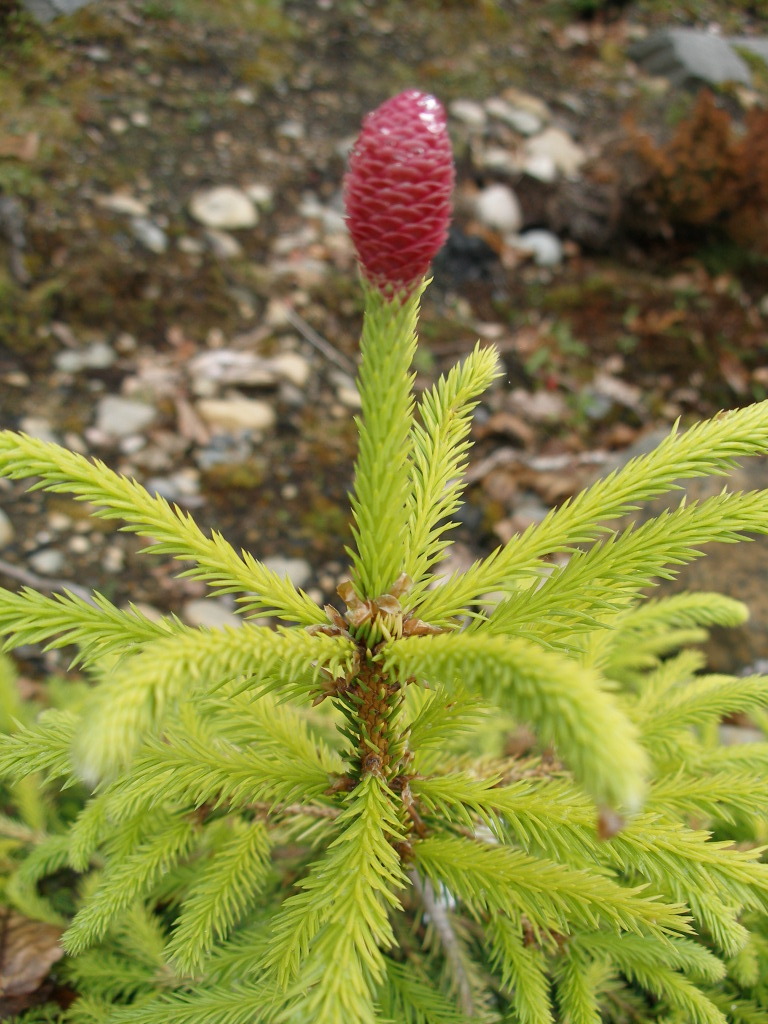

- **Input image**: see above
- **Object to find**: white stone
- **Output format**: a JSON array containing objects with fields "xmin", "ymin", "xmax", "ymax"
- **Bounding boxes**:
[
  {"xmin": 515, "ymin": 229, "xmax": 564, "ymax": 267},
  {"xmin": 271, "ymin": 352, "xmax": 311, "ymax": 388},
  {"xmin": 485, "ymin": 97, "xmax": 542, "ymax": 135},
  {"xmin": 183, "ymin": 598, "xmax": 242, "ymax": 629},
  {"xmin": 205, "ymin": 229, "xmax": 243, "ymax": 259},
  {"xmin": 196, "ymin": 397, "xmax": 276, "ymax": 433},
  {"xmin": 501, "ymin": 87, "xmax": 551, "ymax": 121},
  {"xmin": 525, "ymin": 128, "xmax": 586, "ymax": 178},
  {"xmin": 130, "ymin": 110, "xmax": 150, "ymax": 128},
  {"xmin": 522, "ymin": 153, "xmax": 558, "ymax": 183},
  {"xmin": 189, "ymin": 186, "xmax": 258, "ymax": 230},
  {"xmin": 18, "ymin": 417, "xmax": 58, "ymax": 443},
  {"xmin": 131, "ymin": 217, "xmax": 168, "ymax": 254},
  {"xmin": 95, "ymin": 395, "xmax": 158, "ymax": 438},
  {"xmin": 262, "ymin": 555, "xmax": 312, "ymax": 590},
  {"xmin": 245, "ymin": 183, "xmax": 274, "ymax": 207},
  {"xmin": 475, "ymin": 183, "xmax": 522, "ymax": 234},
  {"xmin": 479, "ymin": 146, "xmax": 520, "ymax": 175},
  {"xmin": 28, "ymin": 548, "xmax": 65, "ymax": 575},
  {"xmin": 449, "ymin": 98, "xmax": 487, "ymax": 128},
  {"xmin": 95, "ymin": 193, "xmax": 149, "ymax": 217},
  {"xmin": 55, "ymin": 340, "xmax": 116, "ymax": 373},
  {"xmin": 233, "ymin": 86, "xmax": 256, "ymax": 105},
  {"xmin": 0, "ymin": 509, "xmax": 13, "ymax": 548}
]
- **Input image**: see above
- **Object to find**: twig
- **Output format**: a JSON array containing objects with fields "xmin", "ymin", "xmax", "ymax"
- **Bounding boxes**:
[
  {"xmin": 283, "ymin": 306, "xmax": 356, "ymax": 377},
  {"xmin": 0, "ymin": 557, "xmax": 96, "ymax": 606},
  {"xmin": 408, "ymin": 868, "xmax": 476, "ymax": 1018},
  {"xmin": 250, "ymin": 800, "xmax": 341, "ymax": 820}
]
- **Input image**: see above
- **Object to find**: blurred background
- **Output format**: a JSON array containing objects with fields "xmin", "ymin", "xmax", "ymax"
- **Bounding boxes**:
[{"xmin": 0, "ymin": 0, "xmax": 766, "ymax": 671}]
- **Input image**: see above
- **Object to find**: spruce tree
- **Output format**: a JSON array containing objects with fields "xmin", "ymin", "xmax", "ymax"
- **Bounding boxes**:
[{"xmin": 0, "ymin": 89, "xmax": 767, "ymax": 1023}]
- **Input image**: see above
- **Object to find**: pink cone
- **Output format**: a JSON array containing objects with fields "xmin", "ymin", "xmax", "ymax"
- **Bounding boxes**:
[{"xmin": 344, "ymin": 90, "xmax": 455, "ymax": 295}]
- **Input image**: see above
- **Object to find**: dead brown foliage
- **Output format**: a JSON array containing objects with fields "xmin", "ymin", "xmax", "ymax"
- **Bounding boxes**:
[{"xmin": 627, "ymin": 91, "xmax": 768, "ymax": 254}]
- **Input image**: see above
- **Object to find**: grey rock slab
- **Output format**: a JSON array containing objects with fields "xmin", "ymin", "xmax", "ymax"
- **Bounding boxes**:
[
  {"xmin": 21, "ymin": 0, "xmax": 92, "ymax": 22},
  {"xmin": 261, "ymin": 555, "xmax": 312, "ymax": 590},
  {"xmin": 0, "ymin": 510, "xmax": 14, "ymax": 549},
  {"xmin": 629, "ymin": 29, "xmax": 754, "ymax": 87},
  {"xmin": 95, "ymin": 395, "xmax": 158, "ymax": 438}
]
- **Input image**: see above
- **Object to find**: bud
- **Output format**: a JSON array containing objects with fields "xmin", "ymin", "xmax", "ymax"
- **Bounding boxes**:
[{"xmin": 344, "ymin": 90, "xmax": 455, "ymax": 295}]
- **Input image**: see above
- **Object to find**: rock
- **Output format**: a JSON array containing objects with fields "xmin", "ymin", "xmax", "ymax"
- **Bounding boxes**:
[
  {"xmin": 516, "ymin": 229, "xmax": 563, "ymax": 267},
  {"xmin": 196, "ymin": 397, "xmax": 276, "ymax": 433},
  {"xmin": 205, "ymin": 229, "xmax": 243, "ymax": 259},
  {"xmin": 95, "ymin": 193, "xmax": 149, "ymax": 217},
  {"xmin": 20, "ymin": 0, "xmax": 92, "ymax": 22},
  {"xmin": 55, "ymin": 340, "xmax": 116, "ymax": 373},
  {"xmin": 628, "ymin": 29, "xmax": 753, "ymax": 88},
  {"xmin": 183, "ymin": 598, "xmax": 243, "ymax": 629},
  {"xmin": 245, "ymin": 183, "xmax": 274, "ymax": 208},
  {"xmin": 17, "ymin": 417, "xmax": 58, "ymax": 444},
  {"xmin": 475, "ymin": 183, "xmax": 522, "ymax": 234},
  {"xmin": 500, "ymin": 87, "xmax": 551, "ymax": 122},
  {"xmin": 0, "ymin": 510, "xmax": 14, "ymax": 549},
  {"xmin": 95, "ymin": 395, "xmax": 158, "ymax": 439},
  {"xmin": 485, "ymin": 97, "xmax": 542, "ymax": 136},
  {"xmin": 28, "ymin": 548, "xmax": 65, "ymax": 576},
  {"xmin": 522, "ymin": 153, "xmax": 558, "ymax": 184},
  {"xmin": 449, "ymin": 99, "xmax": 487, "ymax": 128},
  {"xmin": 189, "ymin": 186, "xmax": 258, "ymax": 230},
  {"xmin": 131, "ymin": 217, "xmax": 168, "ymax": 255},
  {"xmin": 525, "ymin": 128, "xmax": 586, "ymax": 178},
  {"xmin": 271, "ymin": 352, "xmax": 311, "ymax": 388},
  {"xmin": 261, "ymin": 555, "xmax": 312, "ymax": 590}
]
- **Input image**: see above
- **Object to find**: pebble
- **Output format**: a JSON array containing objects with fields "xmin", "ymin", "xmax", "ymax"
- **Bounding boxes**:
[
  {"xmin": 55, "ymin": 340, "xmax": 116, "ymax": 374},
  {"xmin": 28, "ymin": 548, "xmax": 65, "ymax": 576},
  {"xmin": 479, "ymin": 147, "xmax": 520, "ymax": 176},
  {"xmin": 95, "ymin": 193, "xmax": 149, "ymax": 217},
  {"xmin": 525, "ymin": 128, "xmax": 586, "ymax": 178},
  {"xmin": 205, "ymin": 229, "xmax": 244, "ymax": 259},
  {"xmin": 262, "ymin": 555, "xmax": 312, "ymax": 590},
  {"xmin": 196, "ymin": 397, "xmax": 276, "ymax": 433},
  {"xmin": 189, "ymin": 186, "xmax": 258, "ymax": 230},
  {"xmin": 522, "ymin": 153, "xmax": 558, "ymax": 183},
  {"xmin": 144, "ymin": 469, "xmax": 201, "ymax": 504},
  {"xmin": 449, "ymin": 98, "xmax": 487, "ymax": 128},
  {"xmin": 0, "ymin": 510, "xmax": 14, "ymax": 548},
  {"xmin": 271, "ymin": 352, "xmax": 311, "ymax": 388},
  {"xmin": 485, "ymin": 97, "xmax": 542, "ymax": 136},
  {"xmin": 516, "ymin": 229, "xmax": 564, "ymax": 267},
  {"xmin": 475, "ymin": 183, "xmax": 523, "ymax": 234},
  {"xmin": 131, "ymin": 217, "xmax": 168, "ymax": 254},
  {"xmin": 245, "ymin": 183, "xmax": 274, "ymax": 208},
  {"xmin": 183, "ymin": 598, "xmax": 243, "ymax": 629},
  {"xmin": 233, "ymin": 86, "xmax": 256, "ymax": 105},
  {"xmin": 18, "ymin": 416, "xmax": 58, "ymax": 443},
  {"xmin": 95, "ymin": 395, "xmax": 158, "ymax": 439},
  {"xmin": 500, "ymin": 87, "xmax": 551, "ymax": 122}
]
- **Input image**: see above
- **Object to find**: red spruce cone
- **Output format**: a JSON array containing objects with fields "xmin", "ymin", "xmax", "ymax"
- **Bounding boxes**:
[{"xmin": 344, "ymin": 90, "xmax": 455, "ymax": 295}]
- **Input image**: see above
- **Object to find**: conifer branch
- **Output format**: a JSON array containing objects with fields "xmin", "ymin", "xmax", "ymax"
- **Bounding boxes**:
[
  {"xmin": 383, "ymin": 632, "xmax": 647, "ymax": 811},
  {"xmin": 64, "ymin": 812, "xmax": 197, "ymax": 954},
  {"xmin": 413, "ymin": 835, "xmax": 691, "ymax": 939},
  {"xmin": 0, "ymin": 431, "xmax": 325, "ymax": 625},
  {"xmin": 165, "ymin": 819, "xmax": 272, "ymax": 974},
  {"xmin": 415, "ymin": 400, "xmax": 768, "ymax": 625},
  {"xmin": 403, "ymin": 343, "xmax": 500, "ymax": 590},
  {"xmin": 348, "ymin": 287, "xmax": 421, "ymax": 598},
  {"xmin": 72, "ymin": 626, "xmax": 355, "ymax": 783},
  {"xmin": 0, "ymin": 585, "xmax": 185, "ymax": 665},
  {"xmin": 478, "ymin": 491, "xmax": 767, "ymax": 642}
]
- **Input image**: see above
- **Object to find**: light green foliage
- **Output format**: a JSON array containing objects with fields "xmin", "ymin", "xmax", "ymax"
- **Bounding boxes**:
[{"xmin": 0, "ymin": 279, "xmax": 766, "ymax": 1023}]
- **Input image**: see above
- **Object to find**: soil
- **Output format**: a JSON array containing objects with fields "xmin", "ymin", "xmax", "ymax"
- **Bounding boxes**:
[{"xmin": 0, "ymin": 0, "xmax": 767, "ymax": 672}]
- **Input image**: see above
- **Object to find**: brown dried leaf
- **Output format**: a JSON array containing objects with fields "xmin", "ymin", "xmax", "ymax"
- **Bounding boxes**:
[{"xmin": 0, "ymin": 909, "xmax": 63, "ymax": 998}]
